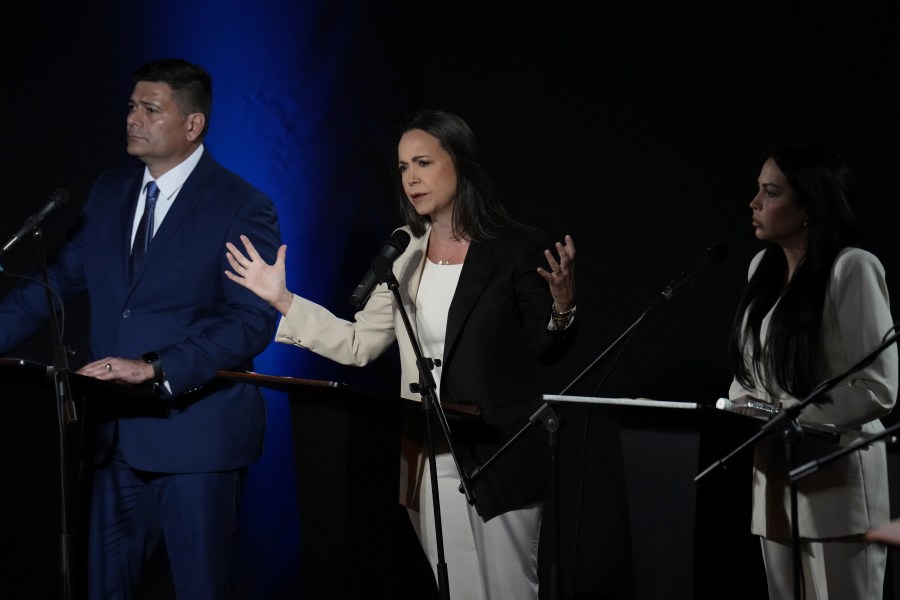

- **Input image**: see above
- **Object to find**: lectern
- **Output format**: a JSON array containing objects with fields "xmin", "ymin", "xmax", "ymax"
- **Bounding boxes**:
[
  {"xmin": 1, "ymin": 358, "xmax": 162, "ymax": 600},
  {"xmin": 218, "ymin": 371, "xmax": 432, "ymax": 600},
  {"xmin": 1, "ymin": 358, "xmax": 68, "ymax": 599},
  {"xmin": 544, "ymin": 395, "xmax": 768, "ymax": 600}
]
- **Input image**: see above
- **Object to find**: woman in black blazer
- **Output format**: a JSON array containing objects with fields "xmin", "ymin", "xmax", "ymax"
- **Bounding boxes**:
[{"xmin": 226, "ymin": 109, "xmax": 577, "ymax": 600}]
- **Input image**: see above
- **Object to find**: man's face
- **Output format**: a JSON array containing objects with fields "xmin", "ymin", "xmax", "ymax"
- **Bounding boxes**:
[{"xmin": 126, "ymin": 81, "xmax": 199, "ymax": 176}]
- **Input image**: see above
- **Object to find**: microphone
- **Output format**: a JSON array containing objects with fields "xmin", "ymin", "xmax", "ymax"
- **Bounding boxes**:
[
  {"xmin": 0, "ymin": 188, "xmax": 70, "ymax": 258},
  {"xmin": 349, "ymin": 229, "xmax": 411, "ymax": 308},
  {"xmin": 654, "ymin": 242, "xmax": 728, "ymax": 305}
]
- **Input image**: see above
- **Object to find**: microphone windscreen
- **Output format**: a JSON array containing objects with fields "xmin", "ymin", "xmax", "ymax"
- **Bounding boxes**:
[
  {"xmin": 388, "ymin": 229, "xmax": 411, "ymax": 253},
  {"xmin": 51, "ymin": 188, "xmax": 70, "ymax": 207}
]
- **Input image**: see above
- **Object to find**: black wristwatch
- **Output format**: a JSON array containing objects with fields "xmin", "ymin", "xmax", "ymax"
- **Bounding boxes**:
[{"xmin": 141, "ymin": 352, "xmax": 164, "ymax": 383}]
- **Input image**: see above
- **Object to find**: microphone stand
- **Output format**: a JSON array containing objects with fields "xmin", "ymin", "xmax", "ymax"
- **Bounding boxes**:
[
  {"xmin": 378, "ymin": 268, "xmax": 473, "ymax": 600},
  {"xmin": 789, "ymin": 417, "xmax": 900, "ymax": 483},
  {"xmin": 695, "ymin": 323, "xmax": 900, "ymax": 600},
  {"xmin": 33, "ymin": 228, "xmax": 78, "ymax": 600},
  {"xmin": 464, "ymin": 399, "xmax": 563, "ymax": 597},
  {"xmin": 461, "ymin": 257, "xmax": 707, "ymax": 600}
]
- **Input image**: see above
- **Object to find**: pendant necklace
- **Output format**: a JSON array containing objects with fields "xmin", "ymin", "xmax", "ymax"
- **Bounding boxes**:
[{"xmin": 436, "ymin": 239, "xmax": 469, "ymax": 265}]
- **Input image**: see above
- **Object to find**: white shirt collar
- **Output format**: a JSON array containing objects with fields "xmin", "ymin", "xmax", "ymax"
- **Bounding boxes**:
[{"xmin": 141, "ymin": 144, "xmax": 205, "ymax": 201}]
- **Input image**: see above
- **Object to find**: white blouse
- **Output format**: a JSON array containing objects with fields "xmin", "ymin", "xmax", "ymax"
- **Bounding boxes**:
[{"xmin": 415, "ymin": 260, "xmax": 463, "ymax": 399}]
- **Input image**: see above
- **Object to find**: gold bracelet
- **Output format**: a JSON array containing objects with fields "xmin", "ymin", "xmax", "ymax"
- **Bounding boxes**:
[{"xmin": 551, "ymin": 304, "xmax": 576, "ymax": 319}]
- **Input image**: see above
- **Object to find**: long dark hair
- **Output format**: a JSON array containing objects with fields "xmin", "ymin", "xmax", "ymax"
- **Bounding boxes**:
[
  {"xmin": 728, "ymin": 143, "xmax": 861, "ymax": 399},
  {"xmin": 394, "ymin": 109, "xmax": 511, "ymax": 240}
]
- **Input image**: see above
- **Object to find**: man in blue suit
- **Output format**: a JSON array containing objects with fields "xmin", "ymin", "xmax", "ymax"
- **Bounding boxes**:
[{"xmin": 0, "ymin": 58, "xmax": 281, "ymax": 598}]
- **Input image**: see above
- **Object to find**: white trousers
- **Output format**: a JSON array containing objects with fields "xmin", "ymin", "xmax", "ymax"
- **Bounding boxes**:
[
  {"xmin": 409, "ymin": 452, "xmax": 542, "ymax": 600},
  {"xmin": 760, "ymin": 536, "xmax": 886, "ymax": 599}
]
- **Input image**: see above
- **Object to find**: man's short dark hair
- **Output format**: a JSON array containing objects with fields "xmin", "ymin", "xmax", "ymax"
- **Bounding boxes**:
[{"xmin": 133, "ymin": 58, "xmax": 212, "ymax": 138}]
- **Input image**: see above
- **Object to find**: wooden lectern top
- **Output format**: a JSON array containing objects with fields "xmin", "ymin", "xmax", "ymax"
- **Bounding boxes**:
[
  {"xmin": 217, "ymin": 369, "xmax": 347, "ymax": 391},
  {"xmin": 1, "ymin": 357, "xmax": 157, "ymax": 401},
  {"xmin": 217, "ymin": 370, "xmax": 482, "ymax": 418}
]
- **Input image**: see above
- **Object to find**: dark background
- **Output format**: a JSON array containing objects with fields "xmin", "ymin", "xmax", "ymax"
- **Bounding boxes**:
[{"xmin": 1, "ymin": 2, "xmax": 898, "ymax": 599}]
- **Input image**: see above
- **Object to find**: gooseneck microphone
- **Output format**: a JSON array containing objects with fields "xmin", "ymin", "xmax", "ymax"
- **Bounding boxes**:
[
  {"xmin": 654, "ymin": 242, "xmax": 728, "ymax": 305},
  {"xmin": 349, "ymin": 229, "xmax": 411, "ymax": 308},
  {"xmin": 0, "ymin": 188, "xmax": 70, "ymax": 258}
]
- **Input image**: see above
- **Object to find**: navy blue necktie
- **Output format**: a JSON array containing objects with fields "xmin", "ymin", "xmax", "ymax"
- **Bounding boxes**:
[{"xmin": 131, "ymin": 181, "xmax": 159, "ymax": 276}]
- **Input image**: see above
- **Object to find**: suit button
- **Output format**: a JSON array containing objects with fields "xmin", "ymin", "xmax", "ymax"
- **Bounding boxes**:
[{"xmin": 122, "ymin": 309, "xmax": 131, "ymax": 318}]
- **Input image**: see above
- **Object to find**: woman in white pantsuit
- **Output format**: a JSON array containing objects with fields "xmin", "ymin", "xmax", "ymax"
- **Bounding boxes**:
[{"xmin": 728, "ymin": 143, "xmax": 898, "ymax": 599}]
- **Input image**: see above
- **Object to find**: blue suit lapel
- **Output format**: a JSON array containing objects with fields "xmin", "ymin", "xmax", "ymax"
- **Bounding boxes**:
[
  {"xmin": 119, "ymin": 177, "xmax": 143, "ymax": 283},
  {"xmin": 128, "ymin": 152, "xmax": 213, "ymax": 288}
]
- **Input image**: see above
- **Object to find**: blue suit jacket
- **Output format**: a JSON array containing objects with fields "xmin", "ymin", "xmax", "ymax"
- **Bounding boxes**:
[{"xmin": 0, "ymin": 150, "xmax": 281, "ymax": 473}]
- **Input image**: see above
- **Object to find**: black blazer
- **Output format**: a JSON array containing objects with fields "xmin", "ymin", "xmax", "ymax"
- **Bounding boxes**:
[
  {"xmin": 439, "ymin": 221, "xmax": 576, "ymax": 519},
  {"xmin": 275, "ymin": 219, "xmax": 577, "ymax": 519}
]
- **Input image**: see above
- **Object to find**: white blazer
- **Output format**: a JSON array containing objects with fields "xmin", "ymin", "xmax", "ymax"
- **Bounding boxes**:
[{"xmin": 729, "ymin": 247, "xmax": 898, "ymax": 541}]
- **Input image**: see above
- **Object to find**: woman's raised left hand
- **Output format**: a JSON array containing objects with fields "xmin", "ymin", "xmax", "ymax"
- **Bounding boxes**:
[{"xmin": 537, "ymin": 234, "xmax": 576, "ymax": 311}]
